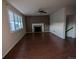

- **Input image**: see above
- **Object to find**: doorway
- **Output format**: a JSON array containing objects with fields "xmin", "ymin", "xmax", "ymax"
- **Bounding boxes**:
[{"xmin": 65, "ymin": 15, "xmax": 75, "ymax": 38}]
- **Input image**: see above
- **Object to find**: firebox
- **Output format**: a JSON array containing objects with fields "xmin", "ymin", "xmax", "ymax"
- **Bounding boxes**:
[
  {"xmin": 34, "ymin": 26, "xmax": 42, "ymax": 32},
  {"xmin": 32, "ymin": 23, "xmax": 44, "ymax": 32}
]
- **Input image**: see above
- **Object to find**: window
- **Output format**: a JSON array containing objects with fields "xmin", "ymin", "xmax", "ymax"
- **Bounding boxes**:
[
  {"xmin": 8, "ymin": 10, "xmax": 23, "ymax": 32},
  {"xmin": 8, "ymin": 10, "xmax": 15, "ymax": 31}
]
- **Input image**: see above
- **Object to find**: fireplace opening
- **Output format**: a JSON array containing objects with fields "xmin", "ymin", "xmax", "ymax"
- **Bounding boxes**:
[
  {"xmin": 34, "ymin": 26, "xmax": 42, "ymax": 32},
  {"xmin": 32, "ymin": 23, "xmax": 44, "ymax": 32}
]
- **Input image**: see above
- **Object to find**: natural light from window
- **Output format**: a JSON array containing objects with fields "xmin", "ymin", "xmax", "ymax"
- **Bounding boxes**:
[{"xmin": 8, "ymin": 10, "xmax": 23, "ymax": 32}]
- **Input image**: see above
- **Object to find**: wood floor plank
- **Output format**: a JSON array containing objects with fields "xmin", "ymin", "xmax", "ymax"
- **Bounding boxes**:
[{"xmin": 3, "ymin": 32, "xmax": 76, "ymax": 59}]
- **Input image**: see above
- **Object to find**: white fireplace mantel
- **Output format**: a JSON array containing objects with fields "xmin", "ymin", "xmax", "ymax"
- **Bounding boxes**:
[{"xmin": 32, "ymin": 23, "xmax": 44, "ymax": 32}]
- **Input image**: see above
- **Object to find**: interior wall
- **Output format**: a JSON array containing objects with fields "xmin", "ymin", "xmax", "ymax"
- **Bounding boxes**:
[
  {"xmin": 49, "ymin": 8, "xmax": 66, "ymax": 39},
  {"xmin": 66, "ymin": 15, "xmax": 76, "ymax": 38},
  {"xmin": 66, "ymin": 6, "xmax": 76, "ymax": 38},
  {"xmin": 2, "ymin": 0, "xmax": 26, "ymax": 58},
  {"xmin": 25, "ymin": 15, "xmax": 50, "ymax": 32},
  {"xmin": 65, "ymin": 6, "xmax": 76, "ymax": 15}
]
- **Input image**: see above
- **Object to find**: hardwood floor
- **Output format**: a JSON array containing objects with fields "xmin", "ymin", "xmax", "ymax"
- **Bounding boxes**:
[{"xmin": 3, "ymin": 32, "xmax": 76, "ymax": 59}]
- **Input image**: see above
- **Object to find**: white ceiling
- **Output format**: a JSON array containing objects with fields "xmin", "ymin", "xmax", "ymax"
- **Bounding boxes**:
[{"xmin": 7, "ymin": 0, "xmax": 76, "ymax": 16}]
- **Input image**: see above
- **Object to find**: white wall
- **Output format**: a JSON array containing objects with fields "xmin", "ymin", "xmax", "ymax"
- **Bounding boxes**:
[
  {"xmin": 49, "ymin": 8, "xmax": 66, "ymax": 39},
  {"xmin": 2, "ymin": 0, "xmax": 26, "ymax": 58}
]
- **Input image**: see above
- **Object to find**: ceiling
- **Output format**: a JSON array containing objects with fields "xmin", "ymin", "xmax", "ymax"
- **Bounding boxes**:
[{"xmin": 7, "ymin": 0, "xmax": 76, "ymax": 16}]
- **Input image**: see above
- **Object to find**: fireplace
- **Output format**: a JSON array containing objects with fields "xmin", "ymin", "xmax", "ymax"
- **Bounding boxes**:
[
  {"xmin": 32, "ymin": 23, "xmax": 44, "ymax": 32},
  {"xmin": 34, "ymin": 26, "xmax": 42, "ymax": 32}
]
